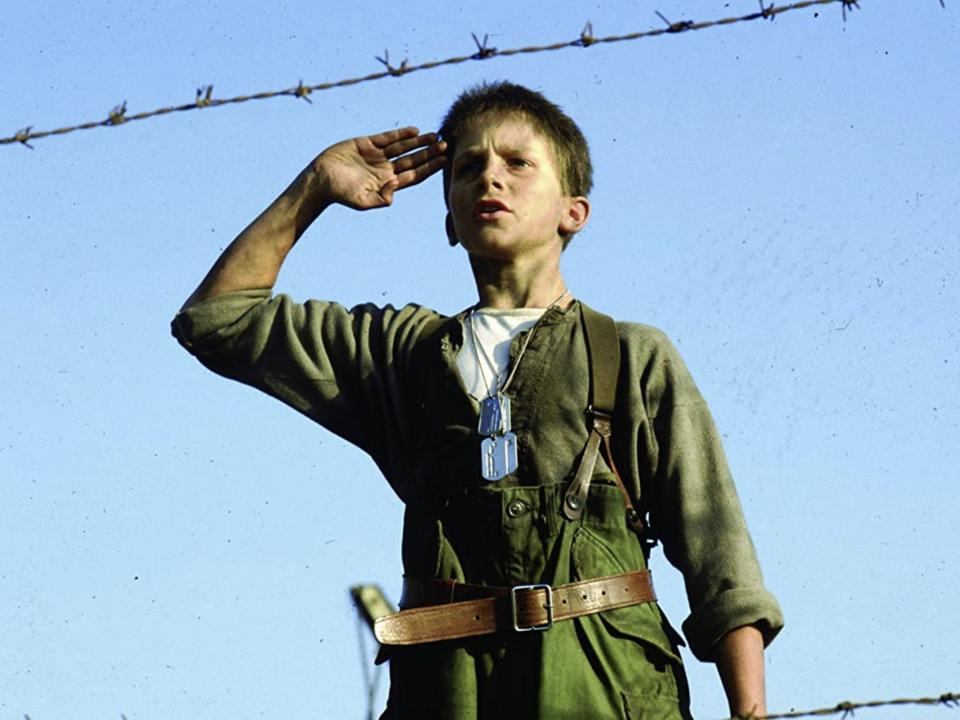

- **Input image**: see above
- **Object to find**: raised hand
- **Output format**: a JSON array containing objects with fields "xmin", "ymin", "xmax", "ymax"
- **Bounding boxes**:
[{"xmin": 312, "ymin": 127, "xmax": 447, "ymax": 210}]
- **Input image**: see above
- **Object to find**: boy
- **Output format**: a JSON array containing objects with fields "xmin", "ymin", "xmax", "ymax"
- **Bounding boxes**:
[{"xmin": 172, "ymin": 81, "xmax": 783, "ymax": 719}]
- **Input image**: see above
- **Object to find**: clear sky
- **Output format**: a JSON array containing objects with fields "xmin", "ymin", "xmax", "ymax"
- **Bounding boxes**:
[{"xmin": 2, "ymin": 1, "xmax": 958, "ymax": 718}]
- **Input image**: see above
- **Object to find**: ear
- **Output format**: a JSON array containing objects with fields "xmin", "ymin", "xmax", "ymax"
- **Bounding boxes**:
[
  {"xmin": 445, "ymin": 213, "xmax": 459, "ymax": 247},
  {"xmin": 559, "ymin": 196, "xmax": 591, "ymax": 236}
]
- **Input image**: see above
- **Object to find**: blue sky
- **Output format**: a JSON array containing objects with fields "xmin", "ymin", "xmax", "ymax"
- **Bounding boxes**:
[{"xmin": 2, "ymin": 1, "xmax": 958, "ymax": 718}]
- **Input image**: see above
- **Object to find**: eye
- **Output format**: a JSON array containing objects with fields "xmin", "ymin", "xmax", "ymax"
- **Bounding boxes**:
[
  {"xmin": 508, "ymin": 157, "xmax": 530, "ymax": 168},
  {"xmin": 453, "ymin": 157, "xmax": 481, "ymax": 177}
]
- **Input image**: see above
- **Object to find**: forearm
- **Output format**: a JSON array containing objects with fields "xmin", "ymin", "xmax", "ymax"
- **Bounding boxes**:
[
  {"xmin": 181, "ymin": 163, "xmax": 330, "ymax": 310},
  {"xmin": 715, "ymin": 624, "xmax": 767, "ymax": 718}
]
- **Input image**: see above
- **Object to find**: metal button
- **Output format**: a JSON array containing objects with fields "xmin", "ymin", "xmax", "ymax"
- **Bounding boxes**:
[
  {"xmin": 506, "ymin": 499, "xmax": 528, "ymax": 518},
  {"xmin": 565, "ymin": 495, "xmax": 582, "ymax": 511}
]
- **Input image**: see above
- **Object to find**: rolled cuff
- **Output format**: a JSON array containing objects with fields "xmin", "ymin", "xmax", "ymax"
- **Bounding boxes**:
[
  {"xmin": 681, "ymin": 586, "xmax": 784, "ymax": 662},
  {"xmin": 171, "ymin": 289, "xmax": 273, "ymax": 353}
]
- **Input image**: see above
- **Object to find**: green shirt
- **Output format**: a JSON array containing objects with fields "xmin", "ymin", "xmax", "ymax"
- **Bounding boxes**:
[{"xmin": 172, "ymin": 290, "xmax": 783, "ymax": 719}]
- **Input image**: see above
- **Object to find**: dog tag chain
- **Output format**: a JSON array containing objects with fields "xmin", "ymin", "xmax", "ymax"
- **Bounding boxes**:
[{"xmin": 469, "ymin": 290, "xmax": 569, "ymax": 481}]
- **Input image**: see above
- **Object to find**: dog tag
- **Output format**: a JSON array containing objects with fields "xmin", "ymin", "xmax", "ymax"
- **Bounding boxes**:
[
  {"xmin": 480, "ymin": 432, "xmax": 518, "ymax": 481},
  {"xmin": 478, "ymin": 393, "xmax": 511, "ymax": 436}
]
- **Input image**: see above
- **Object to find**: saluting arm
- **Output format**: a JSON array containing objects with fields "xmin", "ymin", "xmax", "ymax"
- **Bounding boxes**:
[{"xmin": 181, "ymin": 127, "xmax": 446, "ymax": 310}]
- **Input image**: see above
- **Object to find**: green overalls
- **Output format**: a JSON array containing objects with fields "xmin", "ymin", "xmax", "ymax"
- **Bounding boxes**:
[
  {"xmin": 383, "ymin": 306, "xmax": 689, "ymax": 719},
  {"xmin": 171, "ymin": 291, "xmax": 784, "ymax": 720}
]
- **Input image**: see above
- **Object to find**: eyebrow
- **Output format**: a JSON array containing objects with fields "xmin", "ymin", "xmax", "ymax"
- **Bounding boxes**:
[
  {"xmin": 451, "ymin": 148, "xmax": 487, "ymax": 171},
  {"xmin": 454, "ymin": 144, "xmax": 532, "ymax": 162},
  {"xmin": 454, "ymin": 148, "xmax": 484, "ymax": 162}
]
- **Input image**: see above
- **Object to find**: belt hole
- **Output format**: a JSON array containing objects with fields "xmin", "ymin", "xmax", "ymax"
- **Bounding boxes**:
[
  {"xmin": 561, "ymin": 598, "xmax": 567, "ymax": 604},
  {"xmin": 581, "ymin": 593, "xmax": 587, "ymax": 600},
  {"xmin": 474, "ymin": 614, "xmax": 480, "ymax": 621},
  {"xmin": 601, "ymin": 590, "xmax": 606, "ymax": 595}
]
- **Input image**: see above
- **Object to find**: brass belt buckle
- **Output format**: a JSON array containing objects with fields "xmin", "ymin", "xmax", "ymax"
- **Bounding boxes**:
[{"xmin": 510, "ymin": 583, "xmax": 554, "ymax": 632}]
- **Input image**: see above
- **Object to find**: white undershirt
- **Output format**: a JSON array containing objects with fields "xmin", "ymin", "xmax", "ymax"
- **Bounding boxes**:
[{"xmin": 457, "ymin": 308, "xmax": 545, "ymax": 401}]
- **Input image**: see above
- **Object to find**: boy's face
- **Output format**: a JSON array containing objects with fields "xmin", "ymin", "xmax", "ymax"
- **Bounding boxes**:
[{"xmin": 446, "ymin": 113, "xmax": 588, "ymax": 261}]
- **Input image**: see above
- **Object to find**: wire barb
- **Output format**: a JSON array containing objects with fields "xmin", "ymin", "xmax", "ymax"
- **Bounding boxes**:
[
  {"xmin": 654, "ymin": 10, "xmax": 694, "ymax": 33},
  {"xmin": 841, "ymin": 0, "xmax": 861, "ymax": 20},
  {"xmin": 294, "ymin": 79, "xmax": 313, "ymax": 104},
  {"xmin": 14, "ymin": 126, "xmax": 34, "ymax": 149},
  {"xmin": 577, "ymin": 21, "xmax": 597, "ymax": 47},
  {"xmin": 940, "ymin": 693, "xmax": 960, "ymax": 707},
  {"xmin": 106, "ymin": 101, "xmax": 127, "ymax": 126},
  {"xmin": 375, "ymin": 49, "xmax": 409, "ymax": 77},
  {"xmin": 471, "ymin": 32, "xmax": 497, "ymax": 59},
  {"xmin": 195, "ymin": 85, "xmax": 214, "ymax": 108},
  {"xmin": 759, "ymin": 1, "xmax": 777, "ymax": 20}
]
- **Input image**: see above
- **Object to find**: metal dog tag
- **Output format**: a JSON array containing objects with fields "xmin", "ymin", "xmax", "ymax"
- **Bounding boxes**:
[
  {"xmin": 478, "ymin": 393, "xmax": 511, "ymax": 436},
  {"xmin": 480, "ymin": 432, "xmax": 518, "ymax": 481}
]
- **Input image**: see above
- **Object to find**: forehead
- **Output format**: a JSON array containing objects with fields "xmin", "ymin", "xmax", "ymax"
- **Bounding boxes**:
[{"xmin": 454, "ymin": 111, "xmax": 555, "ymax": 155}]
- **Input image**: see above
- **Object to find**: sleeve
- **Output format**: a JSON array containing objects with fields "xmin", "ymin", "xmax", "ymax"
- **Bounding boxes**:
[
  {"xmin": 170, "ymin": 289, "xmax": 440, "ymax": 484},
  {"xmin": 642, "ymin": 334, "xmax": 784, "ymax": 662}
]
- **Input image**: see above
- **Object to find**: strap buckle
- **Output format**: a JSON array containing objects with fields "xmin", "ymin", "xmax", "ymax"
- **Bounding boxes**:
[
  {"xmin": 586, "ymin": 405, "xmax": 613, "ymax": 437},
  {"xmin": 510, "ymin": 583, "xmax": 554, "ymax": 632}
]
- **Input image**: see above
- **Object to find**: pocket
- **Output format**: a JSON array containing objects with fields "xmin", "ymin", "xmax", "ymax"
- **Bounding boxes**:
[{"xmin": 572, "ymin": 525, "xmax": 684, "ymax": 666}]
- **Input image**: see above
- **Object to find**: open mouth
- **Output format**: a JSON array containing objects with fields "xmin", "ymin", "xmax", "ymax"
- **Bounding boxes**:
[{"xmin": 473, "ymin": 199, "xmax": 509, "ymax": 218}]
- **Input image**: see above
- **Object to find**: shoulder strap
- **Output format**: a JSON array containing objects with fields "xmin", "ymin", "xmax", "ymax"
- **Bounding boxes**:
[
  {"xmin": 580, "ymin": 303, "xmax": 620, "ymax": 416},
  {"xmin": 563, "ymin": 303, "xmax": 650, "ymax": 542}
]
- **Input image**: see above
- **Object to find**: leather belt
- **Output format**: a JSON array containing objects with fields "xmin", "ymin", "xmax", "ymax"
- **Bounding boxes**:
[{"xmin": 373, "ymin": 569, "xmax": 655, "ymax": 646}]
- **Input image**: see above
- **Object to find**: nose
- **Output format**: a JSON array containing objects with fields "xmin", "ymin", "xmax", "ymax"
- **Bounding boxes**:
[{"xmin": 479, "ymin": 156, "xmax": 504, "ymax": 189}]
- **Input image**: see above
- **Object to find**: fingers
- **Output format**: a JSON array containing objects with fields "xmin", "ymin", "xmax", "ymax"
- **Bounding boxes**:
[
  {"xmin": 368, "ymin": 126, "xmax": 421, "ymax": 150},
  {"xmin": 392, "ymin": 139, "xmax": 446, "ymax": 174},
  {"xmin": 392, "ymin": 136, "xmax": 446, "ymax": 190},
  {"xmin": 385, "ymin": 134, "xmax": 441, "ymax": 161},
  {"xmin": 394, "ymin": 153, "xmax": 446, "ymax": 190}
]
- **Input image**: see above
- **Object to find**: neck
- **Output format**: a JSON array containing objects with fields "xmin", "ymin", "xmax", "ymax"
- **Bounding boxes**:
[{"xmin": 469, "ymin": 253, "xmax": 569, "ymax": 310}]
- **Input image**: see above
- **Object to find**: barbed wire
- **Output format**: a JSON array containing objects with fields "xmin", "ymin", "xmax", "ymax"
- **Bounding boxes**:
[
  {"xmin": 723, "ymin": 692, "xmax": 960, "ymax": 720},
  {"xmin": 16, "ymin": 692, "xmax": 960, "ymax": 720},
  {"xmin": 2, "ymin": 0, "xmax": 931, "ymax": 149}
]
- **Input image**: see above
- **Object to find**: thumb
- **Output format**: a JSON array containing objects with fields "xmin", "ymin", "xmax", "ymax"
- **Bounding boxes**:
[{"xmin": 377, "ymin": 178, "xmax": 400, "ymax": 206}]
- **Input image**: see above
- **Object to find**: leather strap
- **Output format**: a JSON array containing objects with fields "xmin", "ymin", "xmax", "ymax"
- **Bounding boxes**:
[
  {"xmin": 563, "ymin": 304, "xmax": 647, "ymax": 538},
  {"xmin": 374, "ymin": 570, "xmax": 656, "ymax": 646},
  {"xmin": 563, "ymin": 305, "xmax": 620, "ymax": 520},
  {"xmin": 562, "ymin": 412, "xmax": 608, "ymax": 518},
  {"xmin": 581, "ymin": 303, "xmax": 620, "ymax": 417}
]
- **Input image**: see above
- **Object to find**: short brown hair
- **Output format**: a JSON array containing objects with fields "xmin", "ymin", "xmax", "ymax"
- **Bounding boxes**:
[{"xmin": 439, "ymin": 81, "xmax": 593, "ymax": 202}]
